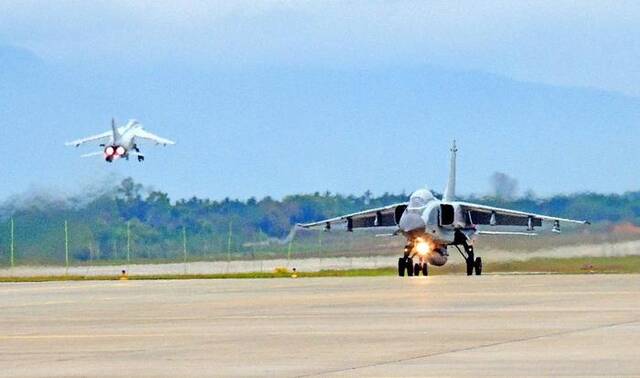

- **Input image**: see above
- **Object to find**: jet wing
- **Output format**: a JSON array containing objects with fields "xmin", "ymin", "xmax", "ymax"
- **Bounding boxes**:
[
  {"xmin": 133, "ymin": 129, "xmax": 176, "ymax": 146},
  {"xmin": 65, "ymin": 131, "xmax": 112, "ymax": 147},
  {"xmin": 297, "ymin": 202, "xmax": 408, "ymax": 231},
  {"xmin": 457, "ymin": 201, "xmax": 590, "ymax": 229}
]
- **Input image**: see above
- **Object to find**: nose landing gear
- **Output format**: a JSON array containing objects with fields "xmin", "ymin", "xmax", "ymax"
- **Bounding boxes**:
[
  {"xmin": 413, "ymin": 261, "xmax": 429, "ymax": 276},
  {"xmin": 398, "ymin": 245, "xmax": 430, "ymax": 277}
]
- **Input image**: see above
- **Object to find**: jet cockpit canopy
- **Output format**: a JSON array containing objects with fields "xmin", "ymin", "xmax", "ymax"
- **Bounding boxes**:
[{"xmin": 408, "ymin": 188, "xmax": 435, "ymax": 210}]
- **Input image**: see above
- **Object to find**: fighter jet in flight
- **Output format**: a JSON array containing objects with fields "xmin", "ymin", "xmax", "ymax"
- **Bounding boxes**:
[
  {"xmin": 299, "ymin": 141, "xmax": 589, "ymax": 277},
  {"xmin": 66, "ymin": 119, "xmax": 175, "ymax": 162}
]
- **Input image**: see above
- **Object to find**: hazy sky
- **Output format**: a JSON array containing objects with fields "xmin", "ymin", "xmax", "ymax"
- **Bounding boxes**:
[
  {"xmin": 3, "ymin": 1, "xmax": 639, "ymax": 95},
  {"xmin": 0, "ymin": 1, "xmax": 639, "ymax": 200}
]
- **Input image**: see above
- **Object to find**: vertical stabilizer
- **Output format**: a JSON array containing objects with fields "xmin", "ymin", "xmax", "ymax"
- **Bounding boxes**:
[
  {"xmin": 443, "ymin": 139, "xmax": 457, "ymax": 202},
  {"xmin": 111, "ymin": 118, "xmax": 121, "ymax": 141}
]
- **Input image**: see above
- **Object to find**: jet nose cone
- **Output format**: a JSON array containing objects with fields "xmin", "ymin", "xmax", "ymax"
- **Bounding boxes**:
[{"xmin": 399, "ymin": 212, "xmax": 426, "ymax": 233}]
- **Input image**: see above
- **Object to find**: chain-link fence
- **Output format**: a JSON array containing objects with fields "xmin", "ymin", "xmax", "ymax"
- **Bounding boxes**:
[{"xmin": 0, "ymin": 216, "xmax": 405, "ymax": 269}]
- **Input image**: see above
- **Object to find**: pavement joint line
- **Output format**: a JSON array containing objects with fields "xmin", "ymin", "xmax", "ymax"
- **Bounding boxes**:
[{"xmin": 299, "ymin": 318, "xmax": 640, "ymax": 377}]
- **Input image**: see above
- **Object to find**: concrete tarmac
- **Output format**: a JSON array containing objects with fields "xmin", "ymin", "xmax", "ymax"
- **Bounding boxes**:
[{"xmin": 0, "ymin": 274, "xmax": 639, "ymax": 377}]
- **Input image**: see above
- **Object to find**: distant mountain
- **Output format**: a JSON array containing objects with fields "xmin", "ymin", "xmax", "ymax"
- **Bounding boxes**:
[
  {"xmin": 0, "ymin": 44, "xmax": 44, "ymax": 75},
  {"xmin": 0, "ymin": 55, "xmax": 638, "ymax": 200}
]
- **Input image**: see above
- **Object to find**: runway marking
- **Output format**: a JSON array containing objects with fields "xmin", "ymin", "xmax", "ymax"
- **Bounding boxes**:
[
  {"xmin": 299, "ymin": 318, "xmax": 640, "ymax": 377},
  {"xmin": 0, "ymin": 282, "xmax": 142, "ymax": 294},
  {"xmin": 0, "ymin": 334, "xmax": 171, "ymax": 341},
  {"xmin": 0, "ymin": 301, "xmax": 78, "ymax": 309}
]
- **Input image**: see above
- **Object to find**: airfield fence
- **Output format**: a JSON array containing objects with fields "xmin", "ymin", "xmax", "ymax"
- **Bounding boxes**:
[
  {"xmin": 1, "ymin": 216, "xmax": 639, "ymax": 272},
  {"xmin": 0, "ymin": 216, "xmax": 405, "ymax": 269}
]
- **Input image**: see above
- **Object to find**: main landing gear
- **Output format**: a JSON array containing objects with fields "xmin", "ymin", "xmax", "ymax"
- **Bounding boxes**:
[
  {"xmin": 398, "ymin": 248, "xmax": 429, "ymax": 277},
  {"xmin": 454, "ymin": 242, "xmax": 482, "ymax": 276},
  {"xmin": 133, "ymin": 144, "xmax": 144, "ymax": 162}
]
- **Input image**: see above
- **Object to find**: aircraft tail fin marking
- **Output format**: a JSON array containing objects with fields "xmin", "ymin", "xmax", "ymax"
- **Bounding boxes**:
[
  {"xmin": 443, "ymin": 139, "xmax": 457, "ymax": 202},
  {"xmin": 111, "ymin": 118, "xmax": 121, "ymax": 140}
]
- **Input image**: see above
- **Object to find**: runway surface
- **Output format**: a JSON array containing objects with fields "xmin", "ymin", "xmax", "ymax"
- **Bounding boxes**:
[{"xmin": 1, "ymin": 274, "xmax": 639, "ymax": 377}]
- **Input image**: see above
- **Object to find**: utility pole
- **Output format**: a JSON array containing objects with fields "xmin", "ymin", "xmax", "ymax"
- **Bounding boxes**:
[{"xmin": 10, "ymin": 217, "xmax": 15, "ymax": 268}]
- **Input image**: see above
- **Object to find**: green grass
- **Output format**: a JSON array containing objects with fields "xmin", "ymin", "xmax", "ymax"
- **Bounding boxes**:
[
  {"xmin": 488, "ymin": 255, "xmax": 640, "ymax": 274},
  {"xmin": 1, "ymin": 256, "xmax": 640, "ymax": 283},
  {"xmin": 421, "ymin": 255, "xmax": 640, "ymax": 275},
  {"xmin": 0, "ymin": 267, "xmax": 396, "ymax": 283}
]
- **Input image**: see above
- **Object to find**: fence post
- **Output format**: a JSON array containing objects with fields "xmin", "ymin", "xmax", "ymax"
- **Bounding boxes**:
[
  {"xmin": 182, "ymin": 226, "xmax": 188, "ymax": 274},
  {"xmin": 64, "ymin": 220, "xmax": 69, "ymax": 274},
  {"xmin": 318, "ymin": 230, "xmax": 323, "ymax": 269},
  {"xmin": 227, "ymin": 221, "xmax": 233, "ymax": 262},
  {"xmin": 10, "ymin": 217, "xmax": 15, "ymax": 268},
  {"xmin": 127, "ymin": 221, "xmax": 131, "ymax": 263}
]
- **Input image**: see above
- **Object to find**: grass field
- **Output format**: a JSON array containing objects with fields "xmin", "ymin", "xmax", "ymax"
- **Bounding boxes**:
[{"xmin": 1, "ymin": 255, "xmax": 639, "ymax": 283}]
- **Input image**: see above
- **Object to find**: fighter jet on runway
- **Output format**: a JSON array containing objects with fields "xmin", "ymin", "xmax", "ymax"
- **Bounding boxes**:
[
  {"xmin": 299, "ymin": 141, "xmax": 589, "ymax": 277},
  {"xmin": 66, "ymin": 119, "xmax": 175, "ymax": 162}
]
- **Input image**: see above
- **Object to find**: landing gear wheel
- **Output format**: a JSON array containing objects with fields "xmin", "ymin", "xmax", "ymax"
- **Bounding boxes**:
[
  {"xmin": 466, "ymin": 260, "xmax": 474, "ymax": 276},
  {"xmin": 454, "ymin": 231, "xmax": 479, "ymax": 277},
  {"xmin": 398, "ymin": 258, "xmax": 405, "ymax": 277},
  {"xmin": 406, "ymin": 258, "xmax": 414, "ymax": 276},
  {"xmin": 474, "ymin": 257, "xmax": 482, "ymax": 276},
  {"xmin": 411, "ymin": 262, "xmax": 429, "ymax": 276}
]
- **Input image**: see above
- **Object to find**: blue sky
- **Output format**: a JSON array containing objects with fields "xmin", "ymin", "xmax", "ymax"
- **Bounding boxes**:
[{"xmin": 0, "ymin": 1, "xmax": 639, "ymax": 201}]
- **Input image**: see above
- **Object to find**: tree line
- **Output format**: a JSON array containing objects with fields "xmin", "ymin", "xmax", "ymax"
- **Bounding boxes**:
[{"xmin": 0, "ymin": 178, "xmax": 638, "ymax": 265}]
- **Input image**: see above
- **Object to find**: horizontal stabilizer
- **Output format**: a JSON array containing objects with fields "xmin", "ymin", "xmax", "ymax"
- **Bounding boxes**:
[
  {"xmin": 477, "ymin": 231, "xmax": 538, "ymax": 236},
  {"xmin": 375, "ymin": 232, "xmax": 400, "ymax": 238},
  {"xmin": 81, "ymin": 151, "xmax": 104, "ymax": 158}
]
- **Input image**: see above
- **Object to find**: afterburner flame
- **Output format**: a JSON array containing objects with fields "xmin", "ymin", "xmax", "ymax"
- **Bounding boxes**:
[{"xmin": 415, "ymin": 238, "xmax": 433, "ymax": 256}]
